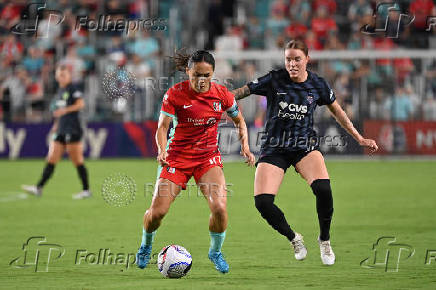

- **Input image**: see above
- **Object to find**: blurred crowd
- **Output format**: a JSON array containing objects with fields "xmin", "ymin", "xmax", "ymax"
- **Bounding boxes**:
[
  {"xmin": 0, "ymin": 0, "xmax": 161, "ymax": 122},
  {"xmin": 211, "ymin": 0, "xmax": 436, "ymax": 50},
  {"xmin": 0, "ymin": 0, "xmax": 435, "ymax": 124}
]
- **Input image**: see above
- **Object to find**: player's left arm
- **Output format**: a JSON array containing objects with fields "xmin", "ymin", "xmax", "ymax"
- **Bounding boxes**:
[
  {"xmin": 50, "ymin": 118, "xmax": 59, "ymax": 133},
  {"xmin": 223, "ymin": 86, "xmax": 255, "ymax": 165},
  {"xmin": 327, "ymin": 100, "xmax": 378, "ymax": 154},
  {"xmin": 53, "ymin": 96, "xmax": 85, "ymax": 117}
]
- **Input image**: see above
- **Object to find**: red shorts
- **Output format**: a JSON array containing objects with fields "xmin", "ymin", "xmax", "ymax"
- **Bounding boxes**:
[{"xmin": 159, "ymin": 153, "xmax": 223, "ymax": 190}]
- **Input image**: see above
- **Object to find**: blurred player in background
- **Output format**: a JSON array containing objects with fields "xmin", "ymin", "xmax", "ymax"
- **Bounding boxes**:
[
  {"xmin": 136, "ymin": 50, "xmax": 255, "ymax": 274},
  {"xmin": 232, "ymin": 39, "xmax": 378, "ymax": 265},
  {"xmin": 22, "ymin": 64, "xmax": 91, "ymax": 199}
]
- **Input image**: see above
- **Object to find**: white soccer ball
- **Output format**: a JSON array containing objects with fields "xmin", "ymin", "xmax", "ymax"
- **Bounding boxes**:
[{"xmin": 157, "ymin": 245, "xmax": 192, "ymax": 278}]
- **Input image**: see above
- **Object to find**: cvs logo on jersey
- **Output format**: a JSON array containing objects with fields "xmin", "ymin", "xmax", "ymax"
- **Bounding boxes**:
[
  {"xmin": 277, "ymin": 101, "xmax": 307, "ymax": 120},
  {"xmin": 288, "ymin": 104, "xmax": 307, "ymax": 113}
]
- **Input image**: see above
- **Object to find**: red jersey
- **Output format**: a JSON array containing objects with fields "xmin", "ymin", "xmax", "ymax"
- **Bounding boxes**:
[
  {"xmin": 410, "ymin": 0, "xmax": 435, "ymax": 29},
  {"xmin": 160, "ymin": 81, "xmax": 237, "ymax": 166},
  {"xmin": 312, "ymin": 0, "xmax": 337, "ymax": 14},
  {"xmin": 311, "ymin": 17, "xmax": 337, "ymax": 40}
]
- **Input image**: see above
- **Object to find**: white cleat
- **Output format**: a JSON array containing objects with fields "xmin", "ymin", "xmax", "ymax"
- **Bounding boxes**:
[
  {"xmin": 72, "ymin": 190, "xmax": 92, "ymax": 200},
  {"xmin": 21, "ymin": 185, "xmax": 42, "ymax": 197},
  {"xmin": 290, "ymin": 232, "xmax": 307, "ymax": 260},
  {"xmin": 318, "ymin": 238, "xmax": 335, "ymax": 265}
]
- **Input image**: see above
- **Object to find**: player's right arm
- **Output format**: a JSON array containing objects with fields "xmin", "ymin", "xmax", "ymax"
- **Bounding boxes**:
[
  {"xmin": 157, "ymin": 90, "xmax": 176, "ymax": 166},
  {"xmin": 156, "ymin": 113, "xmax": 172, "ymax": 166},
  {"xmin": 231, "ymin": 85, "xmax": 251, "ymax": 101},
  {"xmin": 231, "ymin": 72, "xmax": 273, "ymax": 100}
]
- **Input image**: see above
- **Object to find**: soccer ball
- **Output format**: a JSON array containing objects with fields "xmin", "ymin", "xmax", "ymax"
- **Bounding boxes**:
[{"xmin": 157, "ymin": 245, "xmax": 192, "ymax": 278}]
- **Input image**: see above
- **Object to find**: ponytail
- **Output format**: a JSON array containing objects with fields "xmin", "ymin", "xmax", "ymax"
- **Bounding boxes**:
[
  {"xmin": 171, "ymin": 48, "xmax": 191, "ymax": 72},
  {"xmin": 169, "ymin": 48, "xmax": 216, "ymax": 73}
]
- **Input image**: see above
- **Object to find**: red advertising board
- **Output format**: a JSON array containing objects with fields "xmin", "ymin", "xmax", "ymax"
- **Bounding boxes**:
[{"xmin": 364, "ymin": 121, "xmax": 436, "ymax": 155}]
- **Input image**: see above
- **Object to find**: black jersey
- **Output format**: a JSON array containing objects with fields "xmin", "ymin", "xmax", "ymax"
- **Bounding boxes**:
[
  {"xmin": 247, "ymin": 69, "xmax": 336, "ymax": 154},
  {"xmin": 53, "ymin": 84, "xmax": 83, "ymax": 135}
]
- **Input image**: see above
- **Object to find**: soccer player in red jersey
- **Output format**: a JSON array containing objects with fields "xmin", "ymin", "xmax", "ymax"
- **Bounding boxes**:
[{"xmin": 136, "ymin": 50, "xmax": 255, "ymax": 273}]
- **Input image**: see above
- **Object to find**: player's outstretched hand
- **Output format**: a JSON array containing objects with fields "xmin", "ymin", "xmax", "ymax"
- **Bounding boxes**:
[
  {"xmin": 157, "ymin": 151, "xmax": 169, "ymax": 166},
  {"xmin": 359, "ymin": 138, "xmax": 378, "ymax": 154},
  {"xmin": 241, "ymin": 146, "xmax": 255, "ymax": 167}
]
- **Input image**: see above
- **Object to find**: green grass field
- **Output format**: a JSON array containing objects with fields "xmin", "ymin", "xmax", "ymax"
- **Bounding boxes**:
[{"xmin": 1, "ymin": 159, "xmax": 435, "ymax": 289}]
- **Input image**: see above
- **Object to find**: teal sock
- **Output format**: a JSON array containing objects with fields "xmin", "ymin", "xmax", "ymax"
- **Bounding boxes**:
[
  {"xmin": 141, "ymin": 228, "xmax": 155, "ymax": 247},
  {"xmin": 209, "ymin": 231, "xmax": 226, "ymax": 253}
]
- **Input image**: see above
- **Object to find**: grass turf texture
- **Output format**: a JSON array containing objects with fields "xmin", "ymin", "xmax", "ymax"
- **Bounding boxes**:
[{"xmin": 0, "ymin": 159, "xmax": 435, "ymax": 289}]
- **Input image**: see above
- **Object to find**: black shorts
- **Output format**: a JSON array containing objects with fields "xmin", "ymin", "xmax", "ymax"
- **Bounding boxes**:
[
  {"xmin": 256, "ymin": 149, "xmax": 321, "ymax": 173},
  {"xmin": 52, "ymin": 132, "xmax": 83, "ymax": 144}
]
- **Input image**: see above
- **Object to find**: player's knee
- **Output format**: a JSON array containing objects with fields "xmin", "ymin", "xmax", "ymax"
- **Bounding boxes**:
[
  {"xmin": 72, "ymin": 159, "xmax": 83, "ymax": 167},
  {"xmin": 311, "ymin": 179, "xmax": 333, "ymax": 214},
  {"xmin": 254, "ymin": 194, "xmax": 275, "ymax": 215},
  {"xmin": 211, "ymin": 202, "xmax": 227, "ymax": 217},
  {"xmin": 311, "ymin": 179, "xmax": 332, "ymax": 195},
  {"xmin": 149, "ymin": 207, "xmax": 168, "ymax": 221},
  {"xmin": 47, "ymin": 154, "xmax": 59, "ymax": 164},
  {"xmin": 150, "ymin": 211, "xmax": 166, "ymax": 221}
]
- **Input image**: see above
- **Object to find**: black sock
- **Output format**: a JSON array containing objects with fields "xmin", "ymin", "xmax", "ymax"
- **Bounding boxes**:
[
  {"xmin": 37, "ymin": 163, "xmax": 55, "ymax": 188},
  {"xmin": 76, "ymin": 164, "xmax": 89, "ymax": 190},
  {"xmin": 311, "ymin": 179, "xmax": 334, "ymax": 241},
  {"xmin": 254, "ymin": 194, "xmax": 296, "ymax": 242}
]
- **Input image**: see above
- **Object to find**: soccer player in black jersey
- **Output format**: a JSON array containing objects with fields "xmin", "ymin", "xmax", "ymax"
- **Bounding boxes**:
[
  {"xmin": 22, "ymin": 64, "xmax": 91, "ymax": 199},
  {"xmin": 232, "ymin": 40, "xmax": 378, "ymax": 265}
]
